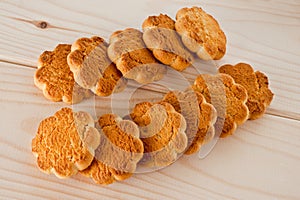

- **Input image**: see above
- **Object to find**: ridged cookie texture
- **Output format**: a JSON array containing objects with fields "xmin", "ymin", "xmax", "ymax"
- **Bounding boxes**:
[
  {"xmin": 130, "ymin": 102, "xmax": 187, "ymax": 168},
  {"xmin": 162, "ymin": 89, "xmax": 217, "ymax": 155},
  {"xmin": 31, "ymin": 108, "xmax": 100, "ymax": 178},
  {"xmin": 107, "ymin": 28, "xmax": 166, "ymax": 84},
  {"xmin": 193, "ymin": 74, "xmax": 249, "ymax": 137},
  {"xmin": 34, "ymin": 44, "xmax": 91, "ymax": 104},
  {"xmin": 175, "ymin": 7, "xmax": 227, "ymax": 60},
  {"xmin": 67, "ymin": 36, "xmax": 127, "ymax": 96},
  {"xmin": 219, "ymin": 63, "xmax": 274, "ymax": 120},
  {"xmin": 142, "ymin": 14, "xmax": 194, "ymax": 71},
  {"xmin": 81, "ymin": 114, "xmax": 144, "ymax": 185}
]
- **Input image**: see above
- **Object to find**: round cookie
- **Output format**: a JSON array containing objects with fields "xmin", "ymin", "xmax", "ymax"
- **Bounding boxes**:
[
  {"xmin": 107, "ymin": 28, "xmax": 167, "ymax": 84},
  {"xmin": 130, "ymin": 102, "xmax": 187, "ymax": 167},
  {"xmin": 193, "ymin": 74, "xmax": 249, "ymax": 137},
  {"xmin": 162, "ymin": 89, "xmax": 217, "ymax": 155},
  {"xmin": 81, "ymin": 114, "xmax": 144, "ymax": 185},
  {"xmin": 175, "ymin": 7, "xmax": 227, "ymax": 60},
  {"xmin": 219, "ymin": 63, "xmax": 274, "ymax": 119},
  {"xmin": 31, "ymin": 108, "xmax": 100, "ymax": 178},
  {"xmin": 67, "ymin": 36, "xmax": 127, "ymax": 96},
  {"xmin": 142, "ymin": 14, "xmax": 194, "ymax": 71},
  {"xmin": 34, "ymin": 44, "xmax": 91, "ymax": 104}
]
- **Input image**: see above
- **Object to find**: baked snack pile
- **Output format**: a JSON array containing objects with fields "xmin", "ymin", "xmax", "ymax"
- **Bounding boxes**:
[
  {"xmin": 31, "ymin": 6, "xmax": 274, "ymax": 186},
  {"xmin": 192, "ymin": 74, "xmax": 249, "ymax": 137},
  {"xmin": 34, "ymin": 44, "xmax": 91, "ymax": 104},
  {"xmin": 32, "ymin": 109, "xmax": 144, "ymax": 185},
  {"xmin": 130, "ymin": 102, "xmax": 187, "ymax": 167},
  {"xmin": 175, "ymin": 7, "xmax": 227, "ymax": 60},
  {"xmin": 142, "ymin": 14, "xmax": 194, "ymax": 71},
  {"xmin": 67, "ymin": 36, "xmax": 127, "ymax": 96},
  {"xmin": 162, "ymin": 89, "xmax": 217, "ymax": 154},
  {"xmin": 107, "ymin": 28, "xmax": 167, "ymax": 84},
  {"xmin": 33, "ymin": 6, "xmax": 227, "ymax": 103},
  {"xmin": 218, "ymin": 63, "xmax": 274, "ymax": 119}
]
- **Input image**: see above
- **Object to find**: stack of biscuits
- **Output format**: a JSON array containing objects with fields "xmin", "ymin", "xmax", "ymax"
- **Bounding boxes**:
[{"xmin": 32, "ymin": 7, "xmax": 274, "ymax": 185}]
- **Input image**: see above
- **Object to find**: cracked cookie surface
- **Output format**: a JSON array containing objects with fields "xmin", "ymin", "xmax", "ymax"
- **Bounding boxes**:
[
  {"xmin": 142, "ymin": 14, "xmax": 194, "ymax": 71},
  {"xmin": 175, "ymin": 7, "xmax": 226, "ymax": 60},
  {"xmin": 31, "ymin": 108, "xmax": 100, "ymax": 178},
  {"xmin": 162, "ymin": 89, "xmax": 217, "ymax": 154},
  {"xmin": 34, "ymin": 44, "xmax": 91, "ymax": 104},
  {"xmin": 67, "ymin": 36, "xmax": 127, "ymax": 96},
  {"xmin": 193, "ymin": 74, "xmax": 249, "ymax": 137},
  {"xmin": 219, "ymin": 63, "xmax": 274, "ymax": 119},
  {"xmin": 108, "ymin": 28, "xmax": 166, "ymax": 84},
  {"xmin": 130, "ymin": 102, "xmax": 187, "ymax": 167},
  {"xmin": 80, "ymin": 114, "xmax": 143, "ymax": 185}
]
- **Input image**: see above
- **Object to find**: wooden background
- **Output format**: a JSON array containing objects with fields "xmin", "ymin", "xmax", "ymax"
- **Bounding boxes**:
[{"xmin": 0, "ymin": 0, "xmax": 300, "ymax": 199}]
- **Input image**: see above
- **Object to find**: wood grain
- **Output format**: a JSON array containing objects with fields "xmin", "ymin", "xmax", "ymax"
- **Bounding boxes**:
[{"xmin": 0, "ymin": 0, "xmax": 300, "ymax": 199}]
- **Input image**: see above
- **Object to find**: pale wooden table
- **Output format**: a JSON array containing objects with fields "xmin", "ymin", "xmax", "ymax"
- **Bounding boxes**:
[{"xmin": 1, "ymin": 0, "xmax": 300, "ymax": 199}]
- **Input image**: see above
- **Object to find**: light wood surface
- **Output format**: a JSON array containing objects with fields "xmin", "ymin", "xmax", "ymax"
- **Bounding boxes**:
[{"xmin": 1, "ymin": 0, "xmax": 300, "ymax": 199}]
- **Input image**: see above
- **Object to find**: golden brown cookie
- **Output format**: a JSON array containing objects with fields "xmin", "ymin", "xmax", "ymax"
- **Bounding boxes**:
[
  {"xmin": 80, "ymin": 114, "xmax": 143, "ymax": 185},
  {"xmin": 162, "ymin": 89, "xmax": 217, "ymax": 155},
  {"xmin": 130, "ymin": 102, "xmax": 187, "ymax": 167},
  {"xmin": 67, "ymin": 36, "xmax": 127, "ymax": 96},
  {"xmin": 107, "ymin": 28, "xmax": 167, "ymax": 84},
  {"xmin": 142, "ymin": 14, "xmax": 194, "ymax": 71},
  {"xmin": 80, "ymin": 159, "xmax": 132, "ymax": 185},
  {"xmin": 31, "ymin": 108, "xmax": 100, "ymax": 178},
  {"xmin": 175, "ymin": 7, "xmax": 227, "ymax": 60},
  {"xmin": 34, "ymin": 44, "xmax": 91, "ymax": 104},
  {"xmin": 192, "ymin": 74, "xmax": 249, "ymax": 137},
  {"xmin": 219, "ymin": 63, "xmax": 274, "ymax": 119}
]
